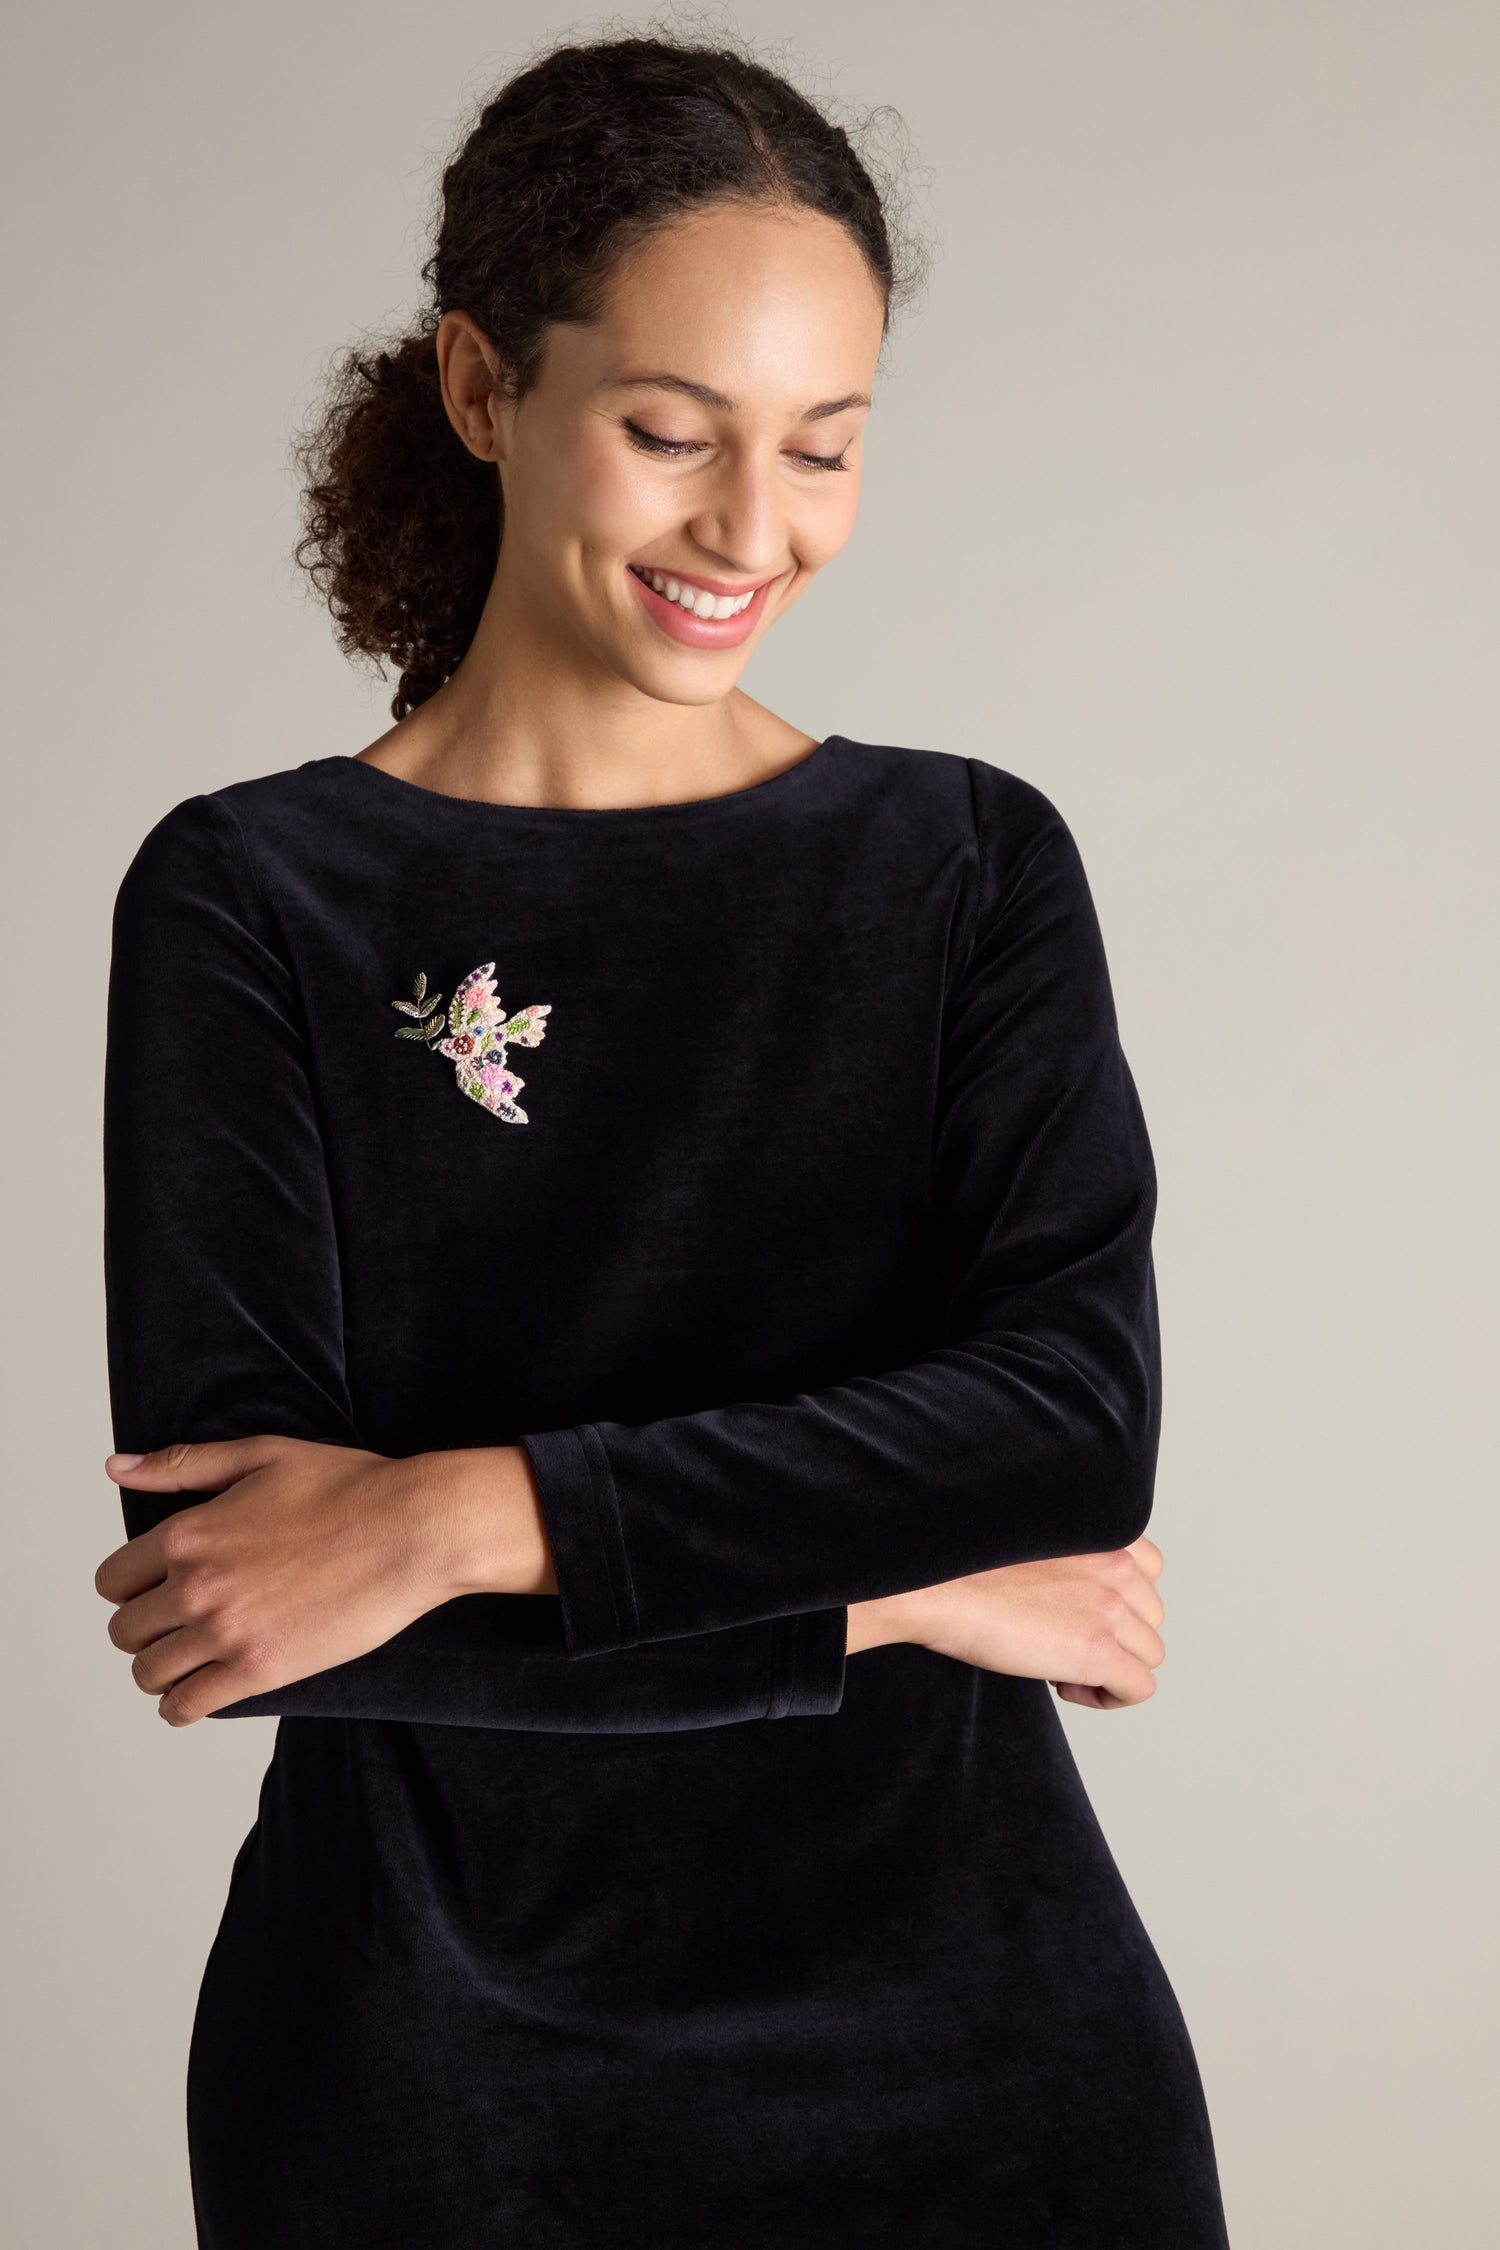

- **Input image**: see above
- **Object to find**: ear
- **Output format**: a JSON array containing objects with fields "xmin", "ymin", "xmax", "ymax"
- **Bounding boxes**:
[{"xmin": 435, "ymin": 309, "xmax": 512, "ymax": 466}]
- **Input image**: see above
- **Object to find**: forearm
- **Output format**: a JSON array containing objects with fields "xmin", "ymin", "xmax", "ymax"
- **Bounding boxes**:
[
  {"xmin": 435, "ymin": 1441, "xmax": 910, "ymax": 1652},
  {"xmin": 99, "ymin": 1436, "xmax": 851, "ymax": 1730}
]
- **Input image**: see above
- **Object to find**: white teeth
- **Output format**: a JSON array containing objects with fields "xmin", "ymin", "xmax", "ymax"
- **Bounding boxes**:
[{"xmin": 635, "ymin": 566, "xmax": 755, "ymax": 617}]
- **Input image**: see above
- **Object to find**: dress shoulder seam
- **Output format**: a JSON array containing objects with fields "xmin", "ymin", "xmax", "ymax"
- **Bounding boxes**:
[
  {"xmin": 205, "ymin": 788, "xmax": 319, "ymax": 1051},
  {"xmin": 959, "ymin": 761, "xmax": 1070, "ymax": 981}
]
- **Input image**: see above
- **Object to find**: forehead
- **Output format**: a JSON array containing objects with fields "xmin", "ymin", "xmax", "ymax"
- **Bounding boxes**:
[{"xmin": 558, "ymin": 202, "xmax": 885, "ymax": 407}]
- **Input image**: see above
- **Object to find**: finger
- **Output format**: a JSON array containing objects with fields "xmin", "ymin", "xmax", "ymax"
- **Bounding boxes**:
[
  {"xmin": 1124, "ymin": 1535, "xmax": 1164, "ymax": 1583},
  {"xmin": 106, "ymin": 1578, "xmax": 195, "ymax": 1655},
  {"xmin": 1099, "ymin": 1547, "xmax": 1165, "ymax": 1632},
  {"xmin": 105, "ymin": 1438, "xmax": 267, "ymax": 1495},
  {"xmin": 1097, "ymin": 1650, "xmax": 1158, "ymax": 1705},
  {"xmin": 1058, "ymin": 1646, "xmax": 1158, "ymax": 1708},
  {"xmin": 126, "ymin": 1622, "xmax": 222, "ymax": 1700},
  {"xmin": 1057, "ymin": 1683, "xmax": 1137, "ymax": 1710},
  {"xmin": 1112, "ymin": 1607, "xmax": 1167, "ymax": 1672},
  {"xmin": 157, "ymin": 1655, "xmax": 271, "ymax": 1728},
  {"xmin": 94, "ymin": 1525, "xmax": 174, "ymax": 1606}
]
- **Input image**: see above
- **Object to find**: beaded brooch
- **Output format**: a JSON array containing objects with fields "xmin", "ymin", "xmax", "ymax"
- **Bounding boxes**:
[{"xmin": 391, "ymin": 963, "xmax": 551, "ymax": 1123}]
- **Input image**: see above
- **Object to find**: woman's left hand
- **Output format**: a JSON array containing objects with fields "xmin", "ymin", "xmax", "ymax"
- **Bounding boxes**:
[{"xmin": 94, "ymin": 1436, "xmax": 555, "ymax": 1726}]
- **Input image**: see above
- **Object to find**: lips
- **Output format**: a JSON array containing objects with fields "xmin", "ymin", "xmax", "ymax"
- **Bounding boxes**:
[
  {"xmin": 626, "ymin": 563, "xmax": 774, "ymax": 649},
  {"xmin": 629, "ymin": 564, "xmax": 760, "ymax": 616}
]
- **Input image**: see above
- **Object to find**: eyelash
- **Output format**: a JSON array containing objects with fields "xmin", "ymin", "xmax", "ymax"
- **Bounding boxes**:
[{"xmin": 622, "ymin": 418, "xmax": 852, "ymax": 473}]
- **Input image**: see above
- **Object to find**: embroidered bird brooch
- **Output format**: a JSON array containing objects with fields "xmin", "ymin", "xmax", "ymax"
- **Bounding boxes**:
[{"xmin": 391, "ymin": 963, "xmax": 551, "ymax": 1123}]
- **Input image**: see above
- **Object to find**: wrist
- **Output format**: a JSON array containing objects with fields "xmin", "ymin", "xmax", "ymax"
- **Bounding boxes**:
[
  {"xmin": 423, "ymin": 1445, "xmax": 558, "ymax": 1599},
  {"xmin": 846, "ymin": 1591, "xmax": 918, "ymax": 1654}
]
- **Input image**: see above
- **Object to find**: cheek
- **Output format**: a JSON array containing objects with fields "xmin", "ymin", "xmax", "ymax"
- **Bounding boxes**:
[
  {"xmin": 797, "ymin": 471, "xmax": 864, "ymax": 572},
  {"xmin": 542, "ymin": 432, "xmax": 670, "ymax": 557}
]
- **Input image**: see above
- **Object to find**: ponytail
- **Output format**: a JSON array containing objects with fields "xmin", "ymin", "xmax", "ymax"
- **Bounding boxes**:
[{"xmin": 293, "ymin": 323, "xmax": 498, "ymax": 720}]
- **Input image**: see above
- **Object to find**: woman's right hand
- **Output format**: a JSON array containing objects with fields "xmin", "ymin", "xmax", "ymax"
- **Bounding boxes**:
[{"xmin": 846, "ymin": 1537, "xmax": 1167, "ymax": 1709}]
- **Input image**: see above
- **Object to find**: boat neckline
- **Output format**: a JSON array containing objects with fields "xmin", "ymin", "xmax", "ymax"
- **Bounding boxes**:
[{"xmin": 312, "ymin": 733, "xmax": 843, "ymax": 824}]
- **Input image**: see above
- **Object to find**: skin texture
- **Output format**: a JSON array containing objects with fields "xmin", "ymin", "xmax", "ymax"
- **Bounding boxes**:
[{"xmin": 96, "ymin": 200, "xmax": 1172, "ymax": 1726}]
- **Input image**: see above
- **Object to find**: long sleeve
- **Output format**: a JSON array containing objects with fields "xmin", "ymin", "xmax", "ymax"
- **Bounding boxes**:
[
  {"xmin": 102, "ymin": 791, "xmax": 846, "ymax": 1730},
  {"xmin": 521, "ymin": 781, "xmax": 1161, "ymax": 1659}
]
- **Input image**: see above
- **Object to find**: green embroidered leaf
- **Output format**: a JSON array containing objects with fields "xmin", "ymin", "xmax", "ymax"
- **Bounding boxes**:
[
  {"xmin": 393, "ymin": 1024, "xmax": 433, "ymax": 1041},
  {"xmin": 390, "ymin": 998, "xmax": 424, "ymax": 1016},
  {"xmin": 412, "ymin": 972, "xmax": 427, "ymax": 1003},
  {"xmin": 419, "ymin": 993, "xmax": 444, "ymax": 1018}
]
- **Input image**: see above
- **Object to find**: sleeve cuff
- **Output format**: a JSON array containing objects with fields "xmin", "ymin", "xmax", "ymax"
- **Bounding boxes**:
[
  {"xmin": 521, "ymin": 1423, "xmax": 639, "ymax": 1657},
  {"xmin": 770, "ymin": 1607, "xmax": 848, "ymax": 1717},
  {"xmin": 520, "ymin": 1422, "xmax": 848, "ymax": 1717}
]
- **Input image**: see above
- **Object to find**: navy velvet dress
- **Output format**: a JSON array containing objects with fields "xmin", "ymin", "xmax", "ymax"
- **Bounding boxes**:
[{"xmin": 102, "ymin": 734, "xmax": 1230, "ymax": 2247}]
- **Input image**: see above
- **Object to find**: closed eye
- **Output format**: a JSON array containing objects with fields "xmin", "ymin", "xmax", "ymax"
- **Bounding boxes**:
[{"xmin": 622, "ymin": 418, "xmax": 852, "ymax": 473}]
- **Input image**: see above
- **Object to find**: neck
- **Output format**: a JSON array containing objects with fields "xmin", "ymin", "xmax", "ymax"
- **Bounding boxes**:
[{"xmin": 356, "ymin": 565, "xmax": 815, "ymax": 811}]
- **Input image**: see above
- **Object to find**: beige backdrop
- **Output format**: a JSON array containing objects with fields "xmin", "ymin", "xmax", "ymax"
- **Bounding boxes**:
[{"xmin": 4, "ymin": 3, "xmax": 1495, "ymax": 2242}]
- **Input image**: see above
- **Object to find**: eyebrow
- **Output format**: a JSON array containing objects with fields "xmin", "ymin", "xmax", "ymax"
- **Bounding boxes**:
[{"xmin": 600, "ymin": 373, "xmax": 871, "ymax": 420}]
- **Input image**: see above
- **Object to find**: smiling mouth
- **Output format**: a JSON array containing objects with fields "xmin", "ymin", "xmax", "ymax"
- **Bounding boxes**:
[{"xmin": 628, "ymin": 564, "xmax": 764, "ymax": 619}]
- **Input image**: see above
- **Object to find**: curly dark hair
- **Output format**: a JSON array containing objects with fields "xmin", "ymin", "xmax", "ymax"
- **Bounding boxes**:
[{"xmin": 291, "ymin": 28, "xmax": 926, "ymax": 720}]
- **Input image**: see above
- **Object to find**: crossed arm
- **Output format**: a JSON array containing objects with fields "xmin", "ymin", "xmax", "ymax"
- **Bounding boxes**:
[
  {"xmin": 93, "ymin": 1432, "xmax": 936, "ymax": 1724},
  {"xmin": 97, "ymin": 783, "xmax": 1169, "ymax": 1735}
]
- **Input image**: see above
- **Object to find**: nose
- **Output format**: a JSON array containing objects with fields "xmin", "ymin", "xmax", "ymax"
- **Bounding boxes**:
[{"xmin": 684, "ymin": 445, "xmax": 790, "ymax": 584}]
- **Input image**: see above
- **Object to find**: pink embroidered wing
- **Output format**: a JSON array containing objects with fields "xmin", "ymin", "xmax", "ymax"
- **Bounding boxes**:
[
  {"xmin": 502, "ymin": 1002, "xmax": 552, "ymax": 1048},
  {"xmin": 438, "ymin": 963, "xmax": 502, "ymax": 1062},
  {"xmin": 454, "ymin": 1055, "xmax": 530, "ymax": 1123}
]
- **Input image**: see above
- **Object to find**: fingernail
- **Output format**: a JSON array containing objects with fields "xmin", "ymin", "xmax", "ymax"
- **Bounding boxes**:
[{"xmin": 107, "ymin": 1452, "xmax": 145, "ymax": 1472}]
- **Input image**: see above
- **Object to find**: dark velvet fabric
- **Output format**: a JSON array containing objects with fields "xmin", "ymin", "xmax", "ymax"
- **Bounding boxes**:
[{"xmin": 102, "ymin": 737, "xmax": 1229, "ymax": 2245}]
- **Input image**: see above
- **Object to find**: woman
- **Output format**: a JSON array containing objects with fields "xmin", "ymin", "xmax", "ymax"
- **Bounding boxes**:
[{"xmin": 97, "ymin": 33, "xmax": 1230, "ymax": 2248}]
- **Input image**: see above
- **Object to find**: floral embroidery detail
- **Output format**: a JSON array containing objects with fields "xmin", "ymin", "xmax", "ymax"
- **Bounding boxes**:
[{"xmin": 390, "ymin": 964, "xmax": 552, "ymax": 1123}]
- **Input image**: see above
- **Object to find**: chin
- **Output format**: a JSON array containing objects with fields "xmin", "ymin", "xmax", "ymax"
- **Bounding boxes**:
[
  {"xmin": 629, "ymin": 655, "xmax": 753, "ymax": 709},
  {"xmin": 599, "ymin": 611, "xmax": 760, "ymax": 702}
]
